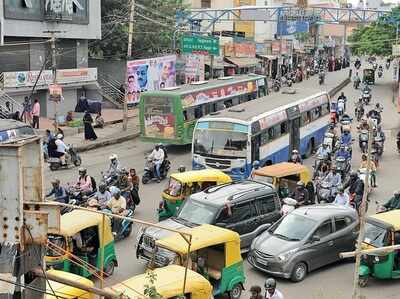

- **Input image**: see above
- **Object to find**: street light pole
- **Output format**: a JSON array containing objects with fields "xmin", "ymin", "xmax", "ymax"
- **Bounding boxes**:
[{"xmin": 124, "ymin": 0, "xmax": 135, "ymax": 131}]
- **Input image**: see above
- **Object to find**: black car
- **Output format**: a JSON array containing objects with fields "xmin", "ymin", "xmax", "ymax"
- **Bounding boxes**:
[
  {"xmin": 248, "ymin": 205, "xmax": 358, "ymax": 282},
  {"xmin": 136, "ymin": 181, "xmax": 281, "ymax": 264}
]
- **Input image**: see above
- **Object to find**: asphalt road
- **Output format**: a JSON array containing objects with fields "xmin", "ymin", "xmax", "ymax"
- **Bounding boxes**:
[{"xmin": 44, "ymin": 63, "xmax": 400, "ymax": 299}]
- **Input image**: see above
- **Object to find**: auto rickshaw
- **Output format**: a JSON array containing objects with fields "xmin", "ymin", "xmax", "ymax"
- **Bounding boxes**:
[
  {"xmin": 104, "ymin": 265, "xmax": 212, "ymax": 299},
  {"xmin": 45, "ymin": 270, "xmax": 94, "ymax": 299},
  {"xmin": 154, "ymin": 224, "xmax": 245, "ymax": 299},
  {"xmin": 46, "ymin": 210, "xmax": 118, "ymax": 278},
  {"xmin": 358, "ymin": 210, "xmax": 400, "ymax": 287},
  {"xmin": 159, "ymin": 169, "xmax": 232, "ymax": 220},
  {"xmin": 363, "ymin": 68, "xmax": 375, "ymax": 85},
  {"xmin": 251, "ymin": 162, "xmax": 311, "ymax": 198}
]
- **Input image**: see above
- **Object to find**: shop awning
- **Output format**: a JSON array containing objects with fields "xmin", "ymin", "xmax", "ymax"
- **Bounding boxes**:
[
  {"xmin": 224, "ymin": 57, "xmax": 261, "ymax": 68},
  {"xmin": 204, "ymin": 58, "xmax": 234, "ymax": 69},
  {"xmin": 256, "ymin": 54, "xmax": 278, "ymax": 60}
]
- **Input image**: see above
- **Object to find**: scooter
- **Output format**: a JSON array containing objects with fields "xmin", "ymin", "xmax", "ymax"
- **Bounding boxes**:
[
  {"xmin": 359, "ymin": 130, "xmax": 369, "ymax": 154},
  {"xmin": 362, "ymin": 90, "xmax": 371, "ymax": 105},
  {"xmin": 142, "ymin": 157, "xmax": 170, "ymax": 184},
  {"xmin": 386, "ymin": 62, "xmax": 390, "ymax": 70},
  {"xmin": 355, "ymin": 105, "xmax": 364, "ymax": 122},
  {"xmin": 273, "ymin": 79, "xmax": 281, "ymax": 92},
  {"xmin": 353, "ymin": 79, "xmax": 360, "ymax": 89},
  {"xmin": 316, "ymin": 180, "xmax": 334, "ymax": 203},
  {"xmin": 280, "ymin": 197, "xmax": 297, "ymax": 216},
  {"xmin": 319, "ymin": 72, "xmax": 325, "ymax": 85},
  {"xmin": 335, "ymin": 156, "xmax": 351, "ymax": 181},
  {"xmin": 102, "ymin": 208, "xmax": 134, "ymax": 241},
  {"xmin": 48, "ymin": 146, "xmax": 82, "ymax": 171},
  {"xmin": 323, "ymin": 132, "xmax": 335, "ymax": 153},
  {"xmin": 378, "ymin": 69, "xmax": 383, "ymax": 78}
]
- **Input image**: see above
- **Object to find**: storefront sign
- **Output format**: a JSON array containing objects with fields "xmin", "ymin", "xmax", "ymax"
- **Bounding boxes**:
[
  {"xmin": 271, "ymin": 40, "xmax": 288, "ymax": 55},
  {"xmin": 144, "ymin": 114, "xmax": 176, "ymax": 139},
  {"xmin": 56, "ymin": 68, "xmax": 97, "ymax": 84},
  {"xmin": 224, "ymin": 42, "xmax": 256, "ymax": 58},
  {"xmin": 49, "ymin": 84, "xmax": 62, "ymax": 102},
  {"xmin": 182, "ymin": 81, "xmax": 257, "ymax": 108},
  {"xmin": 277, "ymin": 21, "xmax": 309, "ymax": 36},
  {"xmin": 181, "ymin": 35, "xmax": 220, "ymax": 56}
]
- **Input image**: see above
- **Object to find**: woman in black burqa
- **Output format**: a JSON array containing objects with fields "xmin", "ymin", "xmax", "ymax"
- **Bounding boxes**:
[{"xmin": 83, "ymin": 111, "xmax": 97, "ymax": 140}]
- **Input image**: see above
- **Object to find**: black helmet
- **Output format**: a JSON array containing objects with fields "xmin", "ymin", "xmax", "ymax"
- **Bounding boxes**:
[
  {"xmin": 78, "ymin": 167, "xmax": 87, "ymax": 176},
  {"xmin": 99, "ymin": 183, "xmax": 106, "ymax": 193},
  {"xmin": 264, "ymin": 278, "xmax": 276, "ymax": 290},
  {"xmin": 178, "ymin": 165, "xmax": 186, "ymax": 173},
  {"xmin": 350, "ymin": 171, "xmax": 358, "ymax": 178}
]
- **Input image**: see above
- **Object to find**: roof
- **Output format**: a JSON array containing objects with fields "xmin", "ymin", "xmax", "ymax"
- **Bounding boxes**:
[
  {"xmin": 253, "ymin": 162, "xmax": 310, "ymax": 178},
  {"xmin": 169, "ymin": 169, "xmax": 232, "ymax": 184},
  {"xmin": 190, "ymin": 180, "xmax": 272, "ymax": 206},
  {"xmin": 204, "ymin": 57, "xmax": 235, "ymax": 69},
  {"xmin": 224, "ymin": 57, "xmax": 261, "ymax": 68},
  {"xmin": 106, "ymin": 265, "xmax": 212, "ymax": 298},
  {"xmin": 0, "ymin": 119, "xmax": 32, "ymax": 131},
  {"xmin": 141, "ymin": 74, "xmax": 265, "ymax": 96},
  {"xmin": 156, "ymin": 224, "xmax": 240, "ymax": 255},
  {"xmin": 46, "ymin": 270, "xmax": 93, "ymax": 299},
  {"xmin": 292, "ymin": 205, "xmax": 357, "ymax": 222},
  {"xmin": 59, "ymin": 210, "xmax": 106, "ymax": 237},
  {"xmin": 369, "ymin": 210, "xmax": 400, "ymax": 231}
]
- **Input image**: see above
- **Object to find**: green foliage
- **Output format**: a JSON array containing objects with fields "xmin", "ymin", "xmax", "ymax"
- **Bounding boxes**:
[
  {"xmin": 348, "ymin": 6, "xmax": 400, "ymax": 56},
  {"xmin": 295, "ymin": 32, "xmax": 310, "ymax": 43},
  {"xmin": 90, "ymin": 0, "xmax": 186, "ymax": 59},
  {"xmin": 143, "ymin": 271, "xmax": 162, "ymax": 299}
]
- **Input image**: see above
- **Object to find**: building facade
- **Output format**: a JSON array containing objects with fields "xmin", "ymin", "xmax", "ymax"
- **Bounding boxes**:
[{"xmin": 0, "ymin": 0, "xmax": 101, "ymax": 117}]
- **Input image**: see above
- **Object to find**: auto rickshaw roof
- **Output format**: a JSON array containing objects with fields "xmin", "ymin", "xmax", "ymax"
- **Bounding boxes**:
[
  {"xmin": 253, "ymin": 162, "xmax": 310, "ymax": 178},
  {"xmin": 59, "ymin": 210, "xmax": 109, "ymax": 237},
  {"xmin": 169, "ymin": 169, "xmax": 232, "ymax": 184},
  {"xmin": 369, "ymin": 210, "xmax": 400, "ymax": 231},
  {"xmin": 45, "ymin": 270, "xmax": 94, "ymax": 299},
  {"xmin": 156, "ymin": 224, "xmax": 241, "ymax": 257},
  {"xmin": 105, "ymin": 265, "xmax": 212, "ymax": 298}
]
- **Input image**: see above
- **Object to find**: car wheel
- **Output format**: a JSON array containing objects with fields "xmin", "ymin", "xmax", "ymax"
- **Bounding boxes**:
[
  {"xmin": 74, "ymin": 157, "xmax": 82, "ymax": 166},
  {"xmin": 50, "ymin": 163, "xmax": 59, "ymax": 171},
  {"xmin": 229, "ymin": 284, "xmax": 242, "ymax": 299},
  {"xmin": 291, "ymin": 262, "xmax": 307, "ymax": 282},
  {"xmin": 358, "ymin": 276, "xmax": 368, "ymax": 288},
  {"xmin": 142, "ymin": 176, "xmax": 149, "ymax": 184}
]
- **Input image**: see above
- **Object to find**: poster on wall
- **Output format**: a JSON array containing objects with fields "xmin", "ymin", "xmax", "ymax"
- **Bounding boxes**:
[
  {"xmin": 126, "ymin": 55, "xmax": 176, "ymax": 105},
  {"xmin": 183, "ymin": 54, "xmax": 205, "ymax": 84},
  {"xmin": 144, "ymin": 114, "xmax": 176, "ymax": 139}
]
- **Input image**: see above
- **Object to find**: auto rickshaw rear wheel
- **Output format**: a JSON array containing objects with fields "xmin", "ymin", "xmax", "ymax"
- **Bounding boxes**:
[
  {"xmin": 358, "ymin": 276, "xmax": 368, "ymax": 288},
  {"xmin": 104, "ymin": 261, "xmax": 115, "ymax": 277},
  {"xmin": 229, "ymin": 283, "xmax": 242, "ymax": 299}
]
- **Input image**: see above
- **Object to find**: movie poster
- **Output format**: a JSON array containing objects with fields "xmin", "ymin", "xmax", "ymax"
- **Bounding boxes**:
[{"xmin": 126, "ymin": 55, "xmax": 176, "ymax": 105}]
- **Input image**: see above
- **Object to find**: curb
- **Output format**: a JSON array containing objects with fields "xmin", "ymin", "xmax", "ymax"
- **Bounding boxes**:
[{"xmin": 75, "ymin": 132, "xmax": 140, "ymax": 153}]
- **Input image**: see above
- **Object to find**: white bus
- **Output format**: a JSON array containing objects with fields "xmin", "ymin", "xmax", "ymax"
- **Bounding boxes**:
[{"xmin": 192, "ymin": 90, "xmax": 331, "ymax": 180}]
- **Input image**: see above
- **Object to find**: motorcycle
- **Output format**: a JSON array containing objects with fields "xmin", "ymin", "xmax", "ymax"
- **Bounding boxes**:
[
  {"xmin": 280, "ymin": 197, "xmax": 297, "ymax": 216},
  {"xmin": 358, "ymin": 130, "xmax": 369, "ymax": 153},
  {"xmin": 355, "ymin": 105, "xmax": 364, "ymax": 122},
  {"xmin": 386, "ymin": 62, "xmax": 390, "ymax": 70},
  {"xmin": 273, "ymin": 79, "xmax": 281, "ymax": 92},
  {"xmin": 319, "ymin": 72, "xmax": 325, "ymax": 85},
  {"xmin": 362, "ymin": 90, "xmax": 371, "ymax": 105},
  {"xmin": 48, "ymin": 146, "xmax": 82, "ymax": 171},
  {"xmin": 378, "ymin": 69, "xmax": 383, "ymax": 78},
  {"xmin": 335, "ymin": 156, "xmax": 350, "ymax": 181},
  {"xmin": 142, "ymin": 157, "xmax": 170, "ymax": 184},
  {"xmin": 316, "ymin": 180, "xmax": 335, "ymax": 203},
  {"xmin": 102, "ymin": 208, "xmax": 134, "ymax": 241},
  {"xmin": 353, "ymin": 79, "xmax": 360, "ymax": 89},
  {"xmin": 373, "ymin": 134, "xmax": 384, "ymax": 157},
  {"xmin": 66, "ymin": 185, "xmax": 96, "ymax": 206},
  {"xmin": 340, "ymin": 116, "xmax": 352, "ymax": 134},
  {"xmin": 323, "ymin": 132, "xmax": 335, "ymax": 153}
]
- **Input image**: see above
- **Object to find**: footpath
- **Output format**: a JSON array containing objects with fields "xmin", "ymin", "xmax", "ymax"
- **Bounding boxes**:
[{"xmin": 36, "ymin": 68, "xmax": 351, "ymax": 152}]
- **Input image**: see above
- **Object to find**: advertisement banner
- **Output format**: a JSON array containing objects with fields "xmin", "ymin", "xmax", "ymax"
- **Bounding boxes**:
[
  {"xmin": 272, "ymin": 41, "xmax": 280, "ymax": 54},
  {"xmin": 144, "ymin": 114, "xmax": 176, "ymax": 139},
  {"xmin": 182, "ymin": 81, "xmax": 257, "ymax": 108},
  {"xmin": 277, "ymin": 21, "xmax": 309, "ymax": 36},
  {"xmin": 57, "ymin": 68, "xmax": 97, "ymax": 84},
  {"xmin": 176, "ymin": 54, "xmax": 205, "ymax": 84},
  {"xmin": 49, "ymin": 84, "xmax": 62, "ymax": 102},
  {"xmin": 224, "ymin": 42, "xmax": 256, "ymax": 58},
  {"xmin": 126, "ymin": 55, "xmax": 176, "ymax": 105}
]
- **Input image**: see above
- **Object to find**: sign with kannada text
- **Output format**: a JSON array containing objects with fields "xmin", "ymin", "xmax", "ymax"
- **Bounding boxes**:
[{"xmin": 181, "ymin": 35, "xmax": 220, "ymax": 56}]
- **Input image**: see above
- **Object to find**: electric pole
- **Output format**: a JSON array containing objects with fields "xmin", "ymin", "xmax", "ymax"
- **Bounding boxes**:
[{"xmin": 123, "ymin": 0, "xmax": 135, "ymax": 131}]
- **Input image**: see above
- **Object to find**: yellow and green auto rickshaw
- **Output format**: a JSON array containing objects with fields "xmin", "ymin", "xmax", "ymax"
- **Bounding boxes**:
[
  {"xmin": 154, "ymin": 224, "xmax": 245, "ymax": 299},
  {"xmin": 159, "ymin": 169, "xmax": 232, "ymax": 220},
  {"xmin": 252, "ymin": 162, "xmax": 311, "ymax": 198},
  {"xmin": 359, "ymin": 210, "xmax": 400, "ymax": 287},
  {"xmin": 104, "ymin": 265, "xmax": 213, "ymax": 299},
  {"xmin": 45, "ymin": 270, "xmax": 94, "ymax": 299},
  {"xmin": 46, "ymin": 210, "xmax": 118, "ymax": 278}
]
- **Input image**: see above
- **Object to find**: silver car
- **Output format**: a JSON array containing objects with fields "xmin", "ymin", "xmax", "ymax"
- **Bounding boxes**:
[{"xmin": 248, "ymin": 205, "xmax": 358, "ymax": 282}]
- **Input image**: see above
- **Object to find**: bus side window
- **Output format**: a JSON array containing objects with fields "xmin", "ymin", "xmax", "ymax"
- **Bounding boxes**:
[
  {"xmin": 268, "ymin": 127, "xmax": 275, "ymax": 140},
  {"xmin": 301, "ymin": 111, "xmax": 311, "ymax": 126},
  {"xmin": 204, "ymin": 103, "xmax": 211, "ymax": 115},
  {"xmin": 260, "ymin": 131, "xmax": 268, "ymax": 145},
  {"xmin": 185, "ymin": 108, "xmax": 195, "ymax": 121},
  {"xmin": 183, "ymin": 110, "xmax": 188, "ymax": 121},
  {"xmin": 280, "ymin": 121, "xmax": 288, "ymax": 135},
  {"xmin": 194, "ymin": 106, "xmax": 203, "ymax": 119},
  {"xmin": 273, "ymin": 124, "xmax": 281, "ymax": 139},
  {"xmin": 321, "ymin": 104, "xmax": 329, "ymax": 116},
  {"xmin": 311, "ymin": 108, "xmax": 320, "ymax": 121},
  {"xmin": 232, "ymin": 96, "xmax": 240, "ymax": 106}
]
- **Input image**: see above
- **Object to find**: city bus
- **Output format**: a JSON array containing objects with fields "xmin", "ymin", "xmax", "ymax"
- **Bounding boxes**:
[
  {"xmin": 192, "ymin": 90, "xmax": 331, "ymax": 180},
  {"xmin": 139, "ymin": 74, "xmax": 267, "ymax": 145}
]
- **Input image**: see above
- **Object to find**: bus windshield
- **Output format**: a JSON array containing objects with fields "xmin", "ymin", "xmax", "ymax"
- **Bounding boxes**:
[{"xmin": 193, "ymin": 127, "xmax": 247, "ymax": 158}]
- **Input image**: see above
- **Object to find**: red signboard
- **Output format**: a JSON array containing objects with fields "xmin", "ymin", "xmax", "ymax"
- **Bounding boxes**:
[
  {"xmin": 225, "ymin": 42, "xmax": 256, "ymax": 58},
  {"xmin": 144, "ymin": 114, "xmax": 176, "ymax": 139},
  {"xmin": 182, "ymin": 81, "xmax": 257, "ymax": 108}
]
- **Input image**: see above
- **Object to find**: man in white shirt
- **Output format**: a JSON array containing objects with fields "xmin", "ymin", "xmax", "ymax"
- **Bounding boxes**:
[
  {"xmin": 333, "ymin": 186, "xmax": 350, "ymax": 206},
  {"xmin": 55, "ymin": 134, "xmax": 69, "ymax": 165},
  {"xmin": 149, "ymin": 144, "xmax": 165, "ymax": 182},
  {"xmin": 265, "ymin": 278, "xmax": 284, "ymax": 299}
]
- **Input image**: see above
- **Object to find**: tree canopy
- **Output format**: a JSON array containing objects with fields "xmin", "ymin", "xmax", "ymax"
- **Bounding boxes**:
[
  {"xmin": 90, "ymin": 0, "xmax": 186, "ymax": 59},
  {"xmin": 349, "ymin": 6, "xmax": 400, "ymax": 56}
]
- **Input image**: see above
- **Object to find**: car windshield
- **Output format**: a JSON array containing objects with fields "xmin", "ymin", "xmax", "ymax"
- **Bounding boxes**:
[
  {"xmin": 253, "ymin": 174, "xmax": 273, "ymax": 185},
  {"xmin": 177, "ymin": 198, "xmax": 219, "ymax": 224},
  {"xmin": 164, "ymin": 177, "xmax": 182, "ymax": 196},
  {"xmin": 193, "ymin": 129, "xmax": 247, "ymax": 158},
  {"xmin": 270, "ymin": 214, "xmax": 317, "ymax": 241},
  {"xmin": 364, "ymin": 222, "xmax": 389, "ymax": 247}
]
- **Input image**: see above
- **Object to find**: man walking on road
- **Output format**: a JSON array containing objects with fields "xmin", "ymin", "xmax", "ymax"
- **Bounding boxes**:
[{"xmin": 31, "ymin": 98, "xmax": 40, "ymax": 129}]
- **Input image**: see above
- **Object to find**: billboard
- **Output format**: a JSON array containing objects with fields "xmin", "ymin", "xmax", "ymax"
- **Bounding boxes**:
[
  {"xmin": 277, "ymin": 21, "xmax": 309, "ymax": 36},
  {"xmin": 126, "ymin": 55, "xmax": 176, "ymax": 105}
]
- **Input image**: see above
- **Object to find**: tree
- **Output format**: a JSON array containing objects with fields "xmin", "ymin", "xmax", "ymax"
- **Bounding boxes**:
[
  {"xmin": 348, "ymin": 6, "xmax": 400, "ymax": 56},
  {"xmin": 90, "ymin": 0, "xmax": 186, "ymax": 59}
]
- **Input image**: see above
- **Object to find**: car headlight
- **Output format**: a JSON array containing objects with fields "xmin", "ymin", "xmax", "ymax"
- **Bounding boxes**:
[{"xmin": 278, "ymin": 248, "xmax": 299, "ymax": 262}]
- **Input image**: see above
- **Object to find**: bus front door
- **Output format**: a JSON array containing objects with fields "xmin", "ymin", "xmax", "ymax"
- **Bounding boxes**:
[{"xmin": 286, "ymin": 106, "xmax": 301, "ymax": 161}]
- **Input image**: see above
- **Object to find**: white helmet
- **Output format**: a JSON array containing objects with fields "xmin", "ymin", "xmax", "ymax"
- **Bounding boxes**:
[
  {"xmin": 56, "ymin": 134, "xmax": 63, "ymax": 139},
  {"xmin": 109, "ymin": 186, "xmax": 120, "ymax": 196},
  {"xmin": 109, "ymin": 154, "xmax": 118, "ymax": 160}
]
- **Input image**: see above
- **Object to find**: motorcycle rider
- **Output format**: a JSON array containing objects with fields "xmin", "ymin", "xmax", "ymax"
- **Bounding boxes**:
[
  {"xmin": 107, "ymin": 154, "xmax": 121, "ymax": 178},
  {"xmin": 117, "ymin": 168, "xmax": 132, "ymax": 202},
  {"xmin": 148, "ymin": 143, "xmax": 165, "ymax": 182},
  {"xmin": 94, "ymin": 183, "xmax": 111, "ymax": 208},
  {"xmin": 107, "ymin": 187, "xmax": 127, "ymax": 234},
  {"xmin": 382, "ymin": 190, "xmax": 400, "ymax": 211},
  {"xmin": 316, "ymin": 143, "xmax": 331, "ymax": 159},
  {"xmin": 250, "ymin": 160, "xmax": 261, "ymax": 179},
  {"xmin": 46, "ymin": 179, "xmax": 68, "ymax": 204},
  {"xmin": 327, "ymin": 124, "xmax": 338, "ymax": 148},
  {"xmin": 345, "ymin": 171, "xmax": 364, "ymax": 209},
  {"xmin": 337, "ymin": 92, "xmax": 347, "ymax": 110},
  {"xmin": 360, "ymin": 154, "xmax": 377, "ymax": 187},
  {"xmin": 290, "ymin": 181, "xmax": 310, "ymax": 206},
  {"xmin": 264, "ymin": 278, "xmax": 284, "ymax": 299},
  {"xmin": 289, "ymin": 149, "xmax": 302, "ymax": 164},
  {"xmin": 353, "ymin": 72, "xmax": 361, "ymax": 88},
  {"xmin": 358, "ymin": 118, "xmax": 370, "ymax": 131},
  {"xmin": 333, "ymin": 186, "xmax": 350, "ymax": 206},
  {"xmin": 74, "ymin": 167, "xmax": 93, "ymax": 195},
  {"xmin": 340, "ymin": 130, "xmax": 352, "ymax": 147},
  {"xmin": 323, "ymin": 165, "xmax": 342, "ymax": 197},
  {"xmin": 336, "ymin": 145, "xmax": 350, "ymax": 161},
  {"xmin": 54, "ymin": 133, "xmax": 68, "ymax": 166}
]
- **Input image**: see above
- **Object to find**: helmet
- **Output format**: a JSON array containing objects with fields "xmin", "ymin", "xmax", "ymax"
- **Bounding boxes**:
[
  {"xmin": 253, "ymin": 160, "xmax": 260, "ymax": 168},
  {"xmin": 109, "ymin": 186, "xmax": 120, "ymax": 196},
  {"xmin": 297, "ymin": 181, "xmax": 305, "ymax": 187},
  {"xmin": 56, "ymin": 133, "xmax": 63, "ymax": 139},
  {"xmin": 329, "ymin": 124, "xmax": 334, "ymax": 130},
  {"xmin": 109, "ymin": 154, "xmax": 118, "ymax": 160},
  {"xmin": 178, "ymin": 165, "xmax": 186, "ymax": 173},
  {"xmin": 51, "ymin": 178, "xmax": 60, "ymax": 185},
  {"xmin": 98, "ymin": 183, "xmax": 106, "ymax": 193},
  {"xmin": 394, "ymin": 190, "xmax": 400, "ymax": 196},
  {"xmin": 78, "ymin": 167, "xmax": 87, "ymax": 175},
  {"xmin": 264, "ymin": 278, "xmax": 276, "ymax": 290},
  {"xmin": 340, "ymin": 145, "xmax": 345, "ymax": 149},
  {"xmin": 292, "ymin": 149, "xmax": 299, "ymax": 154},
  {"xmin": 350, "ymin": 171, "xmax": 358, "ymax": 178}
]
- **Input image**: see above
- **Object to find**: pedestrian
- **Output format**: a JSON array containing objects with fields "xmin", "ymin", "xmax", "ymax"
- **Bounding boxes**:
[
  {"xmin": 22, "ymin": 96, "xmax": 32, "ymax": 124},
  {"xmin": 31, "ymin": 98, "xmax": 40, "ymax": 129},
  {"xmin": 83, "ymin": 111, "xmax": 97, "ymax": 141},
  {"xmin": 250, "ymin": 285, "xmax": 263, "ymax": 299},
  {"xmin": 94, "ymin": 111, "xmax": 105, "ymax": 128},
  {"xmin": 56, "ymin": 127, "xmax": 64, "ymax": 139}
]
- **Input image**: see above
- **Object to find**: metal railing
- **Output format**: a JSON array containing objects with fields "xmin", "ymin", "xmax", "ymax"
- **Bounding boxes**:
[
  {"xmin": 97, "ymin": 73, "xmax": 125, "ymax": 106},
  {"xmin": 0, "ymin": 89, "xmax": 23, "ymax": 119}
]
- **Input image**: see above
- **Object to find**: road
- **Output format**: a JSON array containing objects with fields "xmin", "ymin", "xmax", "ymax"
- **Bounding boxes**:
[{"xmin": 44, "ymin": 64, "xmax": 400, "ymax": 299}]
